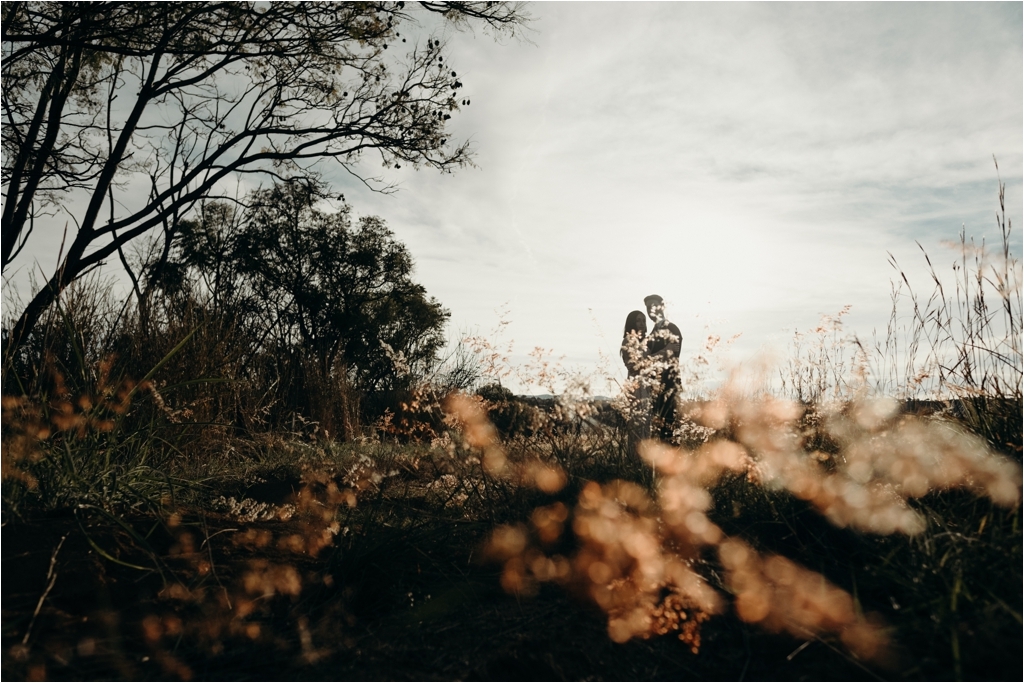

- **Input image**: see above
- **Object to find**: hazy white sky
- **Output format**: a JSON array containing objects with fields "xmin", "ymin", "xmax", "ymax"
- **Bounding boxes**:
[
  {"xmin": 6, "ymin": 2, "xmax": 1022, "ymax": 395},
  {"xmin": 333, "ymin": 2, "xmax": 1023, "ymax": 392}
]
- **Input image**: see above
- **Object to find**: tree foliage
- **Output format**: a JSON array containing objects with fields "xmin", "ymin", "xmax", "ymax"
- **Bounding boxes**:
[
  {"xmin": 1, "ymin": 1, "xmax": 527, "ymax": 358},
  {"xmin": 158, "ymin": 180, "xmax": 449, "ymax": 395}
]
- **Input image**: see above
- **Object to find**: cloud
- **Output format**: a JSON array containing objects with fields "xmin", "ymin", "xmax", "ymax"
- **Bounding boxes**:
[{"xmin": 334, "ymin": 3, "xmax": 1021, "ymax": 392}]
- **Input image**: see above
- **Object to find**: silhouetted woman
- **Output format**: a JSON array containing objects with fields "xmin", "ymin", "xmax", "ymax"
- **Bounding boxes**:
[{"xmin": 620, "ymin": 310, "xmax": 651, "ymax": 450}]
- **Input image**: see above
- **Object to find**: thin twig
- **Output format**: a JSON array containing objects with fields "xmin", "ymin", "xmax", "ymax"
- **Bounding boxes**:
[{"xmin": 22, "ymin": 533, "xmax": 68, "ymax": 646}]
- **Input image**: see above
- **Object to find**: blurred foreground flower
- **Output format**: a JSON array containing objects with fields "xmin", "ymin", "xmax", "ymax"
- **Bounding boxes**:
[{"xmin": 484, "ymin": 380, "xmax": 1020, "ymax": 663}]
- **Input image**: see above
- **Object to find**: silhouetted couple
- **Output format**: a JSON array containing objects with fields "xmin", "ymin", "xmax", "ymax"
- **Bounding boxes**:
[{"xmin": 621, "ymin": 295, "xmax": 682, "ymax": 446}]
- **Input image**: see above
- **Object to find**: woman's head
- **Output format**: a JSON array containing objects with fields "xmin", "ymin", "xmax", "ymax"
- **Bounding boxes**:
[{"xmin": 624, "ymin": 310, "xmax": 647, "ymax": 337}]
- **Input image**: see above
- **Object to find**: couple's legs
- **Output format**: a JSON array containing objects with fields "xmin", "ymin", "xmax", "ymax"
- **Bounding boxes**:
[{"xmin": 651, "ymin": 384, "xmax": 678, "ymax": 444}]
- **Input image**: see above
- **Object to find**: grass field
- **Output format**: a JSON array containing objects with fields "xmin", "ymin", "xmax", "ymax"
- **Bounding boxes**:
[
  {"xmin": 3, "ymin": 388, "xmax": 1020, "ymax": 681},
  {"xmin": 2, "ymin": 217, "xmax": 1021, "ymax": 681}
]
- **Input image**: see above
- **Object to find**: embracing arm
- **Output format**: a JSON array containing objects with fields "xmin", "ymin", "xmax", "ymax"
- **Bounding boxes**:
[{"xmin": 649, "ymin": 323, "xmax": 682, "ymax": 361}]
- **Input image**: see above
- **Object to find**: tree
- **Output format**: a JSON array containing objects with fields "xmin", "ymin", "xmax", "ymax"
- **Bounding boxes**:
[
  {"xmin": 162, "ymin": 179, "xmax": 449, "ymax": 395},
  {"xmin": 2, "ymin": 1, "xmax": 527, "ymax": 360}
]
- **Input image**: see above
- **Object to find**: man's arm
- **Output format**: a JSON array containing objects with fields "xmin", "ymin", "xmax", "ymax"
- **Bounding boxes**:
[{"xmin": 649, "ymin": 323, "xmax": 682, "ymax": 361}]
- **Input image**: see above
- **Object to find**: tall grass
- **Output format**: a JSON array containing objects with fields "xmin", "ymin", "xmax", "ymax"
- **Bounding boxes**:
[
  {"xmin": 2, "ymin": 185, "xmax": 1021, "ymax": 680},
  {"xmin": 874, "ymin": 181, "xmax": 1020, "ymax": 404},
  {"xmin": 1, "ymin": 279, "xmax": 198, "ymax": 515}
]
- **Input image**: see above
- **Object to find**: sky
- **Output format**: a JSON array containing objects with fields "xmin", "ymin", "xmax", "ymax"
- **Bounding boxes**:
[
  {"xmin": 329, "ymin": 2, "xmax": 1023, "ymax": 393},
  {"xmin": 5, "ymin": 2, "xmax": 1023, "ymax": 395}
]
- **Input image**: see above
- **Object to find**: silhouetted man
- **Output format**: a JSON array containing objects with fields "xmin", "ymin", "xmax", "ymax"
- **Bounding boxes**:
[{"xmin": 644, "ymin": 294, "xmax": 681, "ymax": 443}]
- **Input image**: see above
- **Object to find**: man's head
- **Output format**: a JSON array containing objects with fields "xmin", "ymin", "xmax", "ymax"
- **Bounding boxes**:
[{"xmin": 644, "ymin": 294, "xmax": 665, "ymax": 323}]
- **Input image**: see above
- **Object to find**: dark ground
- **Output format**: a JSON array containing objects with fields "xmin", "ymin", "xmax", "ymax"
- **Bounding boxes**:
[{"xmin": 3, "ymin": 472, "xmax": 1020, "ymax": 681}]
